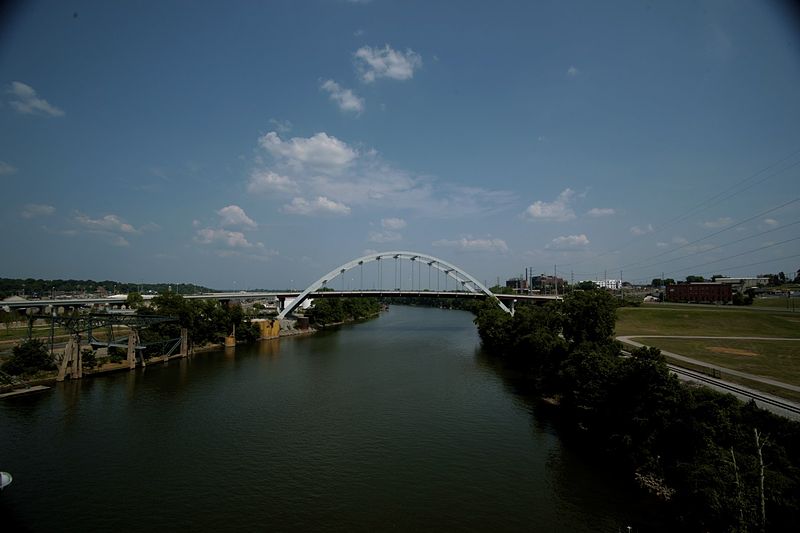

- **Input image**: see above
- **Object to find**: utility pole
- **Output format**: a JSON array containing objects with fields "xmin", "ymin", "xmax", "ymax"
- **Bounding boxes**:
[
  {"xmin": 554, "ymin": 265, "xmax": 558, "ymax": 297},
  {"xmin": 620, "ymin": 269, "xmax": 623, "ymax": 301}
]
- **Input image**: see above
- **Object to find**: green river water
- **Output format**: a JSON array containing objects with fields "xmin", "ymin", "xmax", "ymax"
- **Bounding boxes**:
[{"xmin": 0, "ymin": 306, "xmax": 667, "ymax": 532}]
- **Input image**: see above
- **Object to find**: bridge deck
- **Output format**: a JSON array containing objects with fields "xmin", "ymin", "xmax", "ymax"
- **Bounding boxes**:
[{"xmin": 3, "ymin": 290, "xmax": 561, "ymax": 309}]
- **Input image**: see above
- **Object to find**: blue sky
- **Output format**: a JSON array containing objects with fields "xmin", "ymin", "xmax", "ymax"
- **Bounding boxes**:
[{"xmin": 1, "ymin": 0, "xmax": 799, "ymax": 289}]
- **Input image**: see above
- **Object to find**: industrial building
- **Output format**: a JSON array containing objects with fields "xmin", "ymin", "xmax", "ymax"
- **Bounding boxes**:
[{"xmin": 665, "ymin": 282, "xmax": 732, "ymax": 303}]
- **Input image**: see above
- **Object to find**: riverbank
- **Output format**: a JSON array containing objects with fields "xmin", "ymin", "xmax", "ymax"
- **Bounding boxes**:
[
  {"xmin": 473, "ymin": 293, "xmax": 800, "ymax": 531},
  {"xmin": 0, "ymin": 314, "xmax": 374, "ymax": 395}
]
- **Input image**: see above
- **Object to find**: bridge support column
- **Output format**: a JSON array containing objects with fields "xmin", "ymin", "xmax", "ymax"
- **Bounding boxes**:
[
  {"xmin": 127, "ymin": 329, "xmax": 141, "ymax": 370},
  {"xmin": 179, "ymin": 328, "xmax": 188, "ymax": 357},
  {"xmin": 57, "ymin": 334, "xmax": 82, "ymax": 381}
]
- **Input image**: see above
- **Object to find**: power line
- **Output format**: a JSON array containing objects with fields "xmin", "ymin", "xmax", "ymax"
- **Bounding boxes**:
[
  {"xmin": 558, "ymin": 205, "xmax": 799, "ymax": 283},
  {"xmin": 620, "ymin": 218, "xmax": 800, "ymax": 276},
  {"xmin": 682, "ymin": 253, "xmax": 800, "ymax": 279},
  {"xmin": 614, "ymin": 197, "xmax": 799, "ymax": 272},
  {"xmin": 663, "ymin": 236, "xmax": 800, "ymax": 277},
  {"xmin": 559, "ymin": 147, "xmax": 800, "ymax": 269}
]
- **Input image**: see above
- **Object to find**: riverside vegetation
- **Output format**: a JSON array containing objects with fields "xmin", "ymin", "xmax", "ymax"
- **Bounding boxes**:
[
  {"xmin": 1, "ymin": 292, "xmax": 380, "ymax": 379},
  {"xmin": 473, "ymin": 290, "xmax": 800, "ymax": 532}
]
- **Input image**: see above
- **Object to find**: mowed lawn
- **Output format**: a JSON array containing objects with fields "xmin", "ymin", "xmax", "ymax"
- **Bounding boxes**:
[
  {"xmin": 616, "ymin": 305, "xmax": 800, "ymax": 338},
  {"xmin": 617, "ymin": 304, "xmax": 800, "ymax": 391},
  {"xmin": 752, "ymin": 296, "xmax": 800, "ymax": 310},
  {"xmin": 638, "ymin": 338, "xmax": 800, "ymax": 386}
]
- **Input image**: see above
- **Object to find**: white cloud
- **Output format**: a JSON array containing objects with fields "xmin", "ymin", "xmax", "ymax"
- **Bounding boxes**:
[
  {"xmin": 381, "ymin": 217, "xmax": 406, "ymax": 230},
  {"xmin": 320, "ymin": 79, "xmax": 365, "ymax": 114},
  {"xmin": 567, "ymin": 66, "xmax": 579, "ymax": 77},
  {"xmin": 21, "ymin": 203, "xmax": 55, "ymax": 219},
  {"xmin": 547, "ymin": 234, "xmax": 590, "ymax": 250},
  {"xmin": 672, "ymin": 236, "xmax": 689, "ymax": 245},
  {"xmin": 354, "ymin": 44, "xmax": 422, "ymax": 83},
  {"xmin": 247, "ymin": 170, "xmax": 297, "ymax": 193},
  {"xmin": 217, "ymin": 205, "xmax": 256, "ymax": 229},
  {"xmin": 763, "ymin": 218, "xmax": 779, "ymax": 227},
  {"xmin": 75, "ymin": 213, "xmax": 139, "ymax": 234},
  {"xmin": 656, "ymin": 242, "xmax": 669, "ymax": 248},
  {"xmin": 282, "ymin": 196, "xmax": 351, "ymax": 216},
  {"xmin": 432, "ymin": 236, "xmax": 509, "ymax": 253},
  {"xmin": 249, "ymin": 130, "xmax": 515, "ymax": 218},
  {"xmin": 701, "ymin": 217, "xmax": 733, "ymax": 229},
  {"xmin": 0, "ymin": 161, "xmax": 17, "ymax": 175},
  {"xmin": 259, "ymin": 131, "xmax": 357, "ymax": 173},
  {"xmin": 524, "ymin": 188, "xmax": 576, "ymax": 221},
  {"xmin": 7, "ymin": 81, "xmax": 64, "ymax": 117},
  {"xmin": 194, "ymin": 228, "xmax": 259, "ymax": 249},
  {"xmin": 629, "ymin": 224, "xmax": 654, "ymax": 236},
  {"xmin": 268, "ymin": 118, "xmax": 292, "ymax": 133},
  {"xmin": 354, "ymin": 29, "xmax": 365, "ymax": 37},
  {"xmin": 368, "ymin": 230, "xmax": 402, "ymax": 243},
  {"xmin": 586, "ymin": 207, "xmax": 615, "ymax": 217}
]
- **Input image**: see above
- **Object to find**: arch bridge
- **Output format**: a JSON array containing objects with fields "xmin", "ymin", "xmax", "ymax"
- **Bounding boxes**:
[{"xmin": 278, "ymin": 251, "xmax": 521, "ymax": 319}]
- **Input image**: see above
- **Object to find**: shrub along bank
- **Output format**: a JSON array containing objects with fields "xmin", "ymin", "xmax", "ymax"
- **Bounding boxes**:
[
  {"xmin": 306, "ymin": 298, "xmax": 381, "ymax": 326},
  {"xmin": 473, "ymin": 290, "xmax": 800, "ymax": 532}
]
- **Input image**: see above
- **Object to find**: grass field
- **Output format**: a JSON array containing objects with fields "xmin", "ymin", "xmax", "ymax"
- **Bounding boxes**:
[
  {"xmin": 752, "ymin": 297, "xmax": 800, "ymax": 310},
  {"xmin": 616, "ymin": 305, "xmax": 800, "ymax": 338},
  {"xmin": 636, "ymin": 338, "xmax": 800, "ymax": 386}
]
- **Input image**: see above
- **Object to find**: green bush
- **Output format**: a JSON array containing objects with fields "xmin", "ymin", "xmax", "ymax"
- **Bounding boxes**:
[{"xmin": 2, "ymin": 338, "xmax": 56, "ymax": 376}]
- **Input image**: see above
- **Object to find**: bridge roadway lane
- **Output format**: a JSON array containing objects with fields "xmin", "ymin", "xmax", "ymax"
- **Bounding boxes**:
[{"xmin": 2, "ymin": 290, "xmax": 561, "ymax": 310}]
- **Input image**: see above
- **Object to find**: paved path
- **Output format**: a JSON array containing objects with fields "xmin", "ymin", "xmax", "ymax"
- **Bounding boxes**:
[{"xmin": 617, "ymin": 335, "xmax": 800, "ymax": 393}]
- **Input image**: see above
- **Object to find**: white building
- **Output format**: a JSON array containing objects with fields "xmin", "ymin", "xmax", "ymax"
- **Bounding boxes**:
[
  {"xmin": 281, "ymin": 296, "xmax": 313, "ymax": 312},
  {"xmin": 596, "ymin": 279, "xmax": 622, "ymax": 290}
]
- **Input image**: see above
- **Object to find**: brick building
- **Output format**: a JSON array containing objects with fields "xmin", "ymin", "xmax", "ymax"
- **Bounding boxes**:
[{"xmin": 665, "ymin": 282, "xmax": 732, "ymax": 303}]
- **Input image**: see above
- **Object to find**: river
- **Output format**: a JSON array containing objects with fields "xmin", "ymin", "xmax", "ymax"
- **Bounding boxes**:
[{"xmin": 1, "ymin": 306, "xmax": 666, "ymax": 532}]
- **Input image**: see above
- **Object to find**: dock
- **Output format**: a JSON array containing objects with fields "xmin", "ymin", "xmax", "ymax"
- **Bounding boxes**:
[{"xmin": 0, "ymin": 385, "xmax": 51, "ymax": 399}]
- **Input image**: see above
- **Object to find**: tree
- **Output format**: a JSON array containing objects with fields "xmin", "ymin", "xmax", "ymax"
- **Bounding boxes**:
[
  {"xmin": 126, "ymin": 291, "xmax": 144, "ymax": 309},
  {"xmin": 561, "ymin": 289, "xmax": 617, "ymax": 345},
  {"xmin": 576, "ymin": 280, "xmax": 597, "ymax": 290},
  {"xmin": 2, "ymin": 338, "xmax": 55, "ymax": 376},
  {"xmin": 686, "ymin": 275, "xmax": 705, "ymax": 282}
]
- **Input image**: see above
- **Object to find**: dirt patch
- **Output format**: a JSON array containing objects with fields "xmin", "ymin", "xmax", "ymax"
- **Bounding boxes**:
[{"xmin": 708, "ymin": 346, "xmax": 758, "ymax": 356}]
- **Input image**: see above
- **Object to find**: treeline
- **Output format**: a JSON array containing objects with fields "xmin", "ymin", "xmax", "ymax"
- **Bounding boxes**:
[
  {"xmin": 383, "ymin": 295, "xmax": 484, "ymax": 313},
  {"xmin": 307, "ymin": 298, "xmax": 381, "ymax": 326},
  {"xmin": 0, "ymin": 278, "xmax": 212, "ymax": 299},
  {"xmin": 473, "ymin": 290, "xmax": 800, "ymax": 532},
  {"xmin": 138, "ymin": 292, "xmax": 260, "ymax": 351}
]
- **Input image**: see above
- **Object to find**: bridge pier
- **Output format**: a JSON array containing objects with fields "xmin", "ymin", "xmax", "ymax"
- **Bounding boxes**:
[
  {"xmin": 179, "ymin": 328, "xmax": 188, "ymax": 357},
  {"xmin": 127, "ymin": 329, "xmax": 141, "ymax": 370},
  {"xmin": 57, "ymin": 334, "xmax": 83, "ymax": 381}
]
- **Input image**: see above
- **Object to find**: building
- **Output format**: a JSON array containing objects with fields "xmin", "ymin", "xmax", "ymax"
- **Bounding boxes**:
[
  {"xmin": 665, "ymin": 282, "xmax": 732, "ymax": 303},
  {"xmin": 596, "ymin": 279, "xmax": 622, "ymax": 290},
  {"xmin": 505, "ymin": 277, "xmax": 529, "ymax": 292},
  {"xmin": 713, "ymin": 277, "xmax": 769, "ymax": 290},
  {"xmin": 531, "ymin": 275, "xmax": 565, "ymax": 290}
]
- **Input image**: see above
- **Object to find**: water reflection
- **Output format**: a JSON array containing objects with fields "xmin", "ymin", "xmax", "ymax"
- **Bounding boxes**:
[{"xmin": 0, "ymin": 306, "xmax": 668, "ymax": 532}]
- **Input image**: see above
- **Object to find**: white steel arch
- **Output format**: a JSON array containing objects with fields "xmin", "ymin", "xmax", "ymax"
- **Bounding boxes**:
[{"xmin": 277, "ymin": 251, "xmax": 511, "ymax": 318}]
